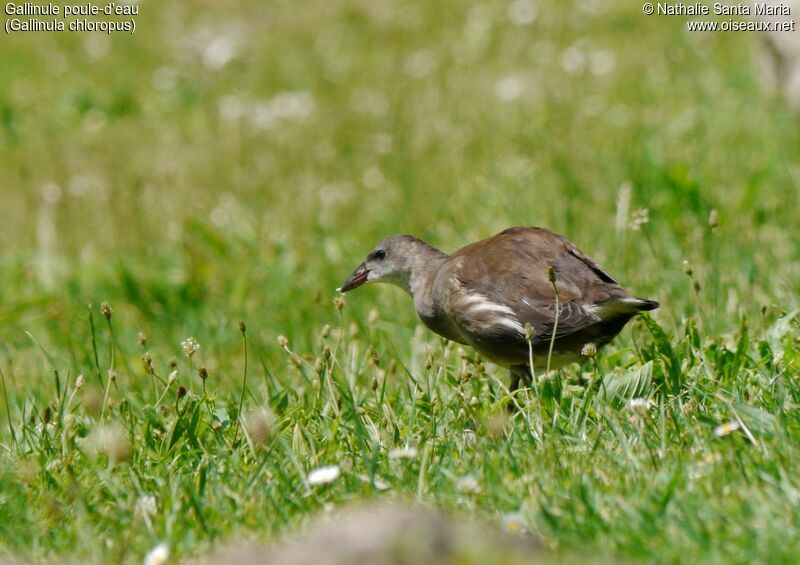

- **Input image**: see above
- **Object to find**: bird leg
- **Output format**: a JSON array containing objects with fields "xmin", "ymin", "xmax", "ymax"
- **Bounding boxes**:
[{"xmin": 509, "ymin": 365, "xmax": 532, "ymax": 394}]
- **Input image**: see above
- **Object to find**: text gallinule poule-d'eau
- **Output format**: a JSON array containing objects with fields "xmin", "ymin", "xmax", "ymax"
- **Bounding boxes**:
[{"xmin": 339, "ymin": 227, "xmax": 659, "ymax": 390}]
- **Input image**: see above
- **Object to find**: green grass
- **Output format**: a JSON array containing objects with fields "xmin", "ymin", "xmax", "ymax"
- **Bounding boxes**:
[{"xmin": 1, "ymin": 0, "xmax": 800, "ymax": 562}]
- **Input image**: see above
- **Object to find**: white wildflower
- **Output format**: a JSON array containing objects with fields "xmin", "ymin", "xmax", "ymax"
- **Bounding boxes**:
[
  {"xmin": 41, "ymin": 182, "xmax": 62, "ymax": 204},
  {"xmin": 502, "ymin": 512, "xmax": 526, "ymax": 534},
  {"xmin": 507, "ymin": 0, "xmax": 538, "ymax": 26},
  {"xmin": 135, "ymin": 495, "xmax": 157, "ymax": 518},
  {"xmin": 203, "ymin": 37, "xmax": 236, "ymax": 70},
  {"xmin": 181, "ymin": 337, "xmax": 199, "ymax": 357},
  {"xmin": 75, "ymin": 374, "xmax": 85, "ymax": 389},
  {"xmin": 589, "ymin": 49, "xmax": 616, "ymax": 76},
  {"xmin": 362, "ymin": 166, "xmax": 385, "ymax": 190},
  {"xmin": 83, "ymin": 35, "xmax": 110, "ymax": 61},
  {"xmin": 357, "ymin": 473, "xmax": 390, "ymax": 490},
  {"xmin": 35, "ymin": 421, "xmax": 55, "ymax": 435},
  {"xmin": 714, "ymin": 420, "xmax": 741, "ymax": 438},
  {"xmin": 307, "ymin": 465, "xmax": 341, "ymax": 486},
  {"xmin": 143, "ymin": 542, "xmax": 169, "ymax": 565},
  {"xmin": 494, "ymin": 74, "xmax": 525, "ymax": 102},
  {"xmin": 252, "ymin": 100, "xmax": 276, "ymax": 130},
  {"xmin": 245, "ymin": 407, "xmax": 275, "ymax": 445},
  {"xmin": 269, "ymin": 91, "xmax": 315, "ymax": 121},
  {"xmin": 388, "ymin": 446, "xmax": 418, "ymax": 460},
  {"xmin": 404, "ymin": 50, "xmax": 439, "ymax": 78},
  {"xmin": 627, "ymin": 398, "xmax": 654, "ymax": 412},
  {"xmin": 86, "ymin": 424, "xmax": 132, "ymax": 463},
  {"xmin": 152, "ymin": 66, "xmax": 178, "ymax": 91},
  {"xmin": 250, "ymin": 91, "xmax": 315, "ymax": 130},
  {"xmin": 709, "ymin": 209, "xmax": 719, "ymax": 229},
  {"xmin": 561, "ymin": 45, "xmax": 585, "ymax": 74},
  {"xmin": 219, "ymin": 95, "xmax": 245, "ymax": 122},
  {"xmin": 630, "ymin": 208, "xmax": 650, "ymax": 231},
  {"xmin": 457, "ymin": 474, "xmax": 480, "ymax": 494},
  {"xmin": 368, "ymin": 308, "xmax": 380, "ymax": 325},
  {"xmin": 168, "ymin": 370, "xmax": 178, "ymax": 385}
]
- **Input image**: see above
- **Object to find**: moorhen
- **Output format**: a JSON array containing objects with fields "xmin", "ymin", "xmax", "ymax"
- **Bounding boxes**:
[{"xmin": 339, "ymin": 227, "xmax": 658, "ymax": 390}]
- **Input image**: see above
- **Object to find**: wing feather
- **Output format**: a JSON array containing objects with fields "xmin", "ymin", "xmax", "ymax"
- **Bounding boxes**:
[{"xmin": 441, "ymin": 227, "xmax": 629, "ymax": 347}]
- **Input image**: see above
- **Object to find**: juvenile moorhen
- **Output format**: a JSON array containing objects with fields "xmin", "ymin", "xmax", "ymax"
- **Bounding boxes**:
[{"xmin": 339, "ymin": 227, "xmax": 658, "ymax": 390}]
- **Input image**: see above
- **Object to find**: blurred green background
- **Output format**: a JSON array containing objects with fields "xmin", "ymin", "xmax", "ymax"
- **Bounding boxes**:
[
  {"xmin": 2, "ymin": 0, "xmax": 798, "ymax": 361},
  {"xmin": 1, "ymin": 0, "xmax": 800, "ymax": 559}
]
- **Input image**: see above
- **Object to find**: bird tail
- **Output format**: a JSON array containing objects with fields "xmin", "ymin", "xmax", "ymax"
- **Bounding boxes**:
[
  {"xmin": 634, "ymin": 298, "xmax": 659, "ymax": 311},
  {"xmin": 591, "ymin": 296, "xmax": 659, "ymax": 320}
]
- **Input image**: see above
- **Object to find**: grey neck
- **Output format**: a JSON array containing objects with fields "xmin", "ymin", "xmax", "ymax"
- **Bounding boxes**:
[{"xmin": 405, "ymin": 243, "xmax": 448, "ymax": 319}]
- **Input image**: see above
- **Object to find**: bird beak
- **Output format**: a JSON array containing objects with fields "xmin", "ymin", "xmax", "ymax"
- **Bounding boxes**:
[{"xmin": 338, "ymin": 262, "xmax": 369, "ymax": 293}]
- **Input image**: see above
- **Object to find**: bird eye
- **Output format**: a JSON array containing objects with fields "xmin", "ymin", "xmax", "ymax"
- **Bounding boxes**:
[{"xmin": 374, "ymin": 249, "xmax": 387, "ymax": 260}]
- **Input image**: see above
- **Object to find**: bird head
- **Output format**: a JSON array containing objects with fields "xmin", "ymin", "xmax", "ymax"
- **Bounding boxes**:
[{"xmin": 338, "ymin": 235, "xmax": 420, "ymax": 293}]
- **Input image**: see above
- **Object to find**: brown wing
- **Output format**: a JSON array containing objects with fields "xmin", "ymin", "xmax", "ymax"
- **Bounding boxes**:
[{"xmin": 441, "ymin": 227, "xmax": 630, "ymax": 347}]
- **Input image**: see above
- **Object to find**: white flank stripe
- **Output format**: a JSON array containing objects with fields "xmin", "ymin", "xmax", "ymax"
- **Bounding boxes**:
[
  {"xmin": 460, "ymin": 294, "xmax": 516, "ymax": 316},
  {"xmin": 460, "ymin": 293, "xmax": 489, "ymax": 305},
  {"xmin": 495, "ymin": 317, "xmax": 525, "ymax": 333},
  {"xmin": 459, "ymin": 293, "xmax": 524, "ymax": 333},
  {"xmin": 467, "ymin": 302, "xmax": 516, "ymax": 316}
]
